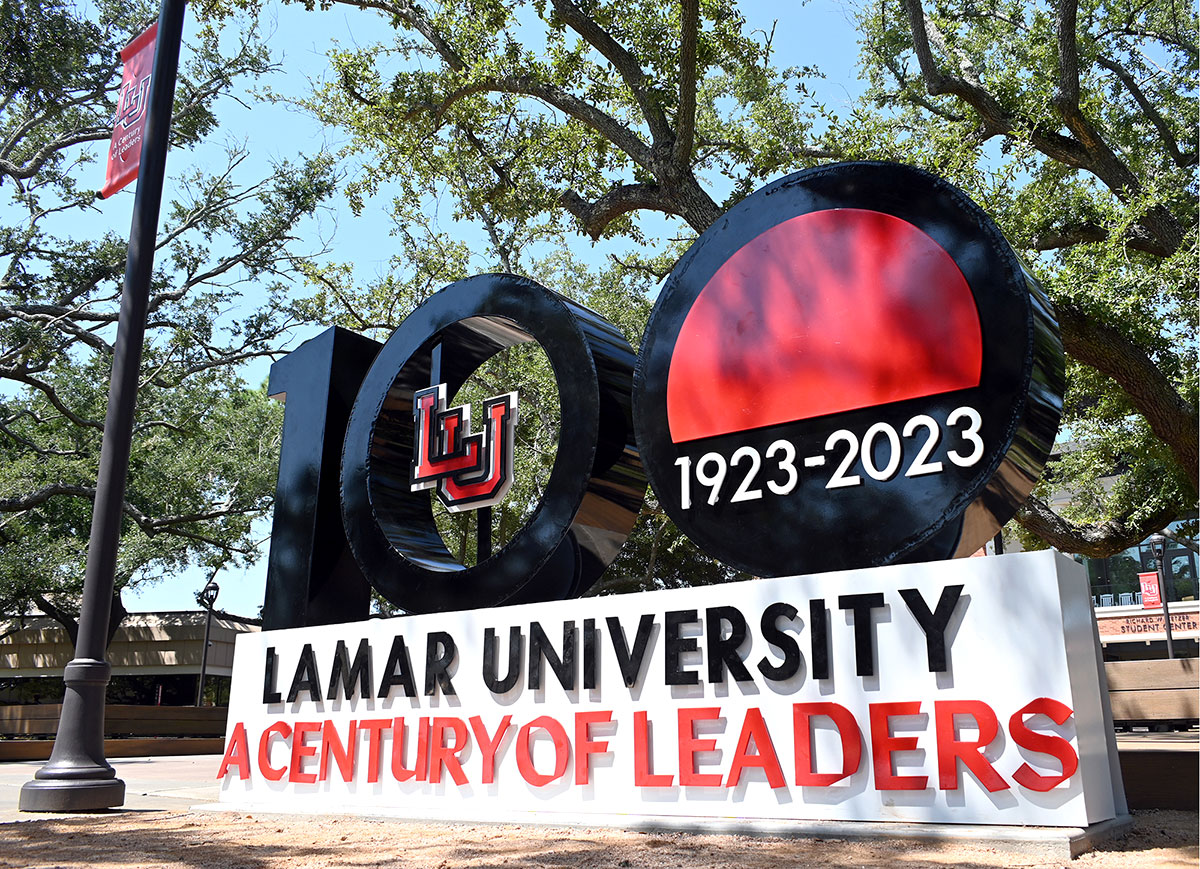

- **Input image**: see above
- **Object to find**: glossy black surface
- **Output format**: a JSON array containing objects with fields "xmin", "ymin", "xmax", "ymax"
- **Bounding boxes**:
[
  {"xmin": 262, "ymin": 327, "xmax": 380, "ymax": 630},
  {"xmin": 341, "ymin": 274, "xmax": 646, "ymax": 612},
  {"xmin": 19, "ymin": 0, "xmax": 186, "ymax": 813},
  {"xmin": 633, "ymin": 162, "xmax": 1064, "ymax": 576}
]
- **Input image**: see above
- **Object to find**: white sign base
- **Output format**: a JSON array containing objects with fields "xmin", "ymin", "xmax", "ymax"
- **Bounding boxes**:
[{"xmin": 217, "ymin": 551, "xmax": 1125, "ymax": 829}]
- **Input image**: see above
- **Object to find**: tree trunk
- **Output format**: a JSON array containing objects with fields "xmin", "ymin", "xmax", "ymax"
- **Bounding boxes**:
[{"xmin": 34, "ymin": 589, "xmax": 129, "ymax": 650}]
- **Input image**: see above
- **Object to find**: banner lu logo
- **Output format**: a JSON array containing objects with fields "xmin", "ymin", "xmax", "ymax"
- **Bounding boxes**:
[
  {"xmin": 410, "ymin": 384, "xmax": 518, "ymax": 512},
  {"xmin": 100, "ymin": 22, "xmax": 158, "ymax": 199}
]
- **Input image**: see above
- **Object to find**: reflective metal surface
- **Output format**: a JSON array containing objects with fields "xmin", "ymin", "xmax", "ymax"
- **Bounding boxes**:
[
  {"xmin": 633, "ymin": 162, "xmax": 1064, "ymax": 576},
  {"xmin": 341, "ymin": 274, "xmax": 646, "ymax": 612},
  {"xmin": 262, "ymin": 327, "xmax": 380, "ymax": 630}
]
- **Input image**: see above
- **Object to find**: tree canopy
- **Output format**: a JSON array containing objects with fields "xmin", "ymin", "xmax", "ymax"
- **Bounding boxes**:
[
  {"xmin": 197, "ymin": 0, "xmax": 1195, "ymax": 579},
  {"xmin": 234, "ymin": 0, "xmax": 1193, "ymax": 557},
  {"xmin": 849, "ymin": 0, "xmax": 1197, "ymax": 555},
  {"xmin": 0, "ymin": 0, "xmax": 337, "ymax": 640}
]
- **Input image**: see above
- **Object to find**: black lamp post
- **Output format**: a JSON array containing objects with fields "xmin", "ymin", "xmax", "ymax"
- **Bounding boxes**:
[
  {"xmin": 1149, "ymin": 533, "xmax": 1176, "ymax": 660},
  {"xmin": 195, "ymin": 580, "xmax": 220, "ymax": 706},
  {"xmin": 18, "ymin": 0, "xmax": 186, "ymax": 813}
]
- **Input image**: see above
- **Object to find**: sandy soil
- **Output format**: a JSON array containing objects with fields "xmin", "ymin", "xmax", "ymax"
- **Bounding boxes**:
[{"xmin": 0, "ymin": 809, "xmax": 1195, "ymax": 869}]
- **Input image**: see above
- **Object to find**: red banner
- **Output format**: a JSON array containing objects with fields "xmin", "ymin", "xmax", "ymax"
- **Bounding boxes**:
[
  {"xmin": 99, "ymin": 23, "xmax": 158, "ymax": 199},
  {"xmin": 1138, "ymin": 571, "xmax": 1162, "ymax": 609}
]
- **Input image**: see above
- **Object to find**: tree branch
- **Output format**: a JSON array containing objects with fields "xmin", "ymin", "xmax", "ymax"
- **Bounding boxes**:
[
  {"xmin": 1016, "ymin": 495, "xmax": 1180, "ymax": 558},
  {"xmin": 1161, "ymin": 527, "xmax": 1200, "ymax": 555},
  {"xmin": 904, "ymin": 0, "xmax": 1084, "ymax": 162},
  {"xmin": 1030, "ymin": 222, "xmax": 1171, "ymax": 256},
  {"xmin": 876, "ymin": 52, "xmax": 967, "ymax": 121},
  {"xmin": 32, "ymin": 594, "xmax": 79, "ymax": 647},
  {"xmin": 0, "ymin": 483, "xmax": 261, "ymax": 553},
  {"xmin": 0, "ymin": 129, "xmax": 112, "ymax": 183},
  {"xmin": 609, "ymin": 253, "xmax": 672, "ymax": 281},
  {"xmin": 1054, "ymin": 0, "xmax": 1083, "ymax": 113},
  {"xmin": 0, "ymin": 302, "xmax": 115, "ymax": 355},
  {"xmin": 1096, "ymin": 53, "xmax": 1197, "ymax": 168},
  {"xmin": 902, "ymin": 0, "xmax": 1185, "ymax": 255},
  {"xmin": 0, "ymin": 419, "xmax": 83, "ymax": 457},
  {"xmin": 1049, "ymin": 0, "xmax": 1185, "ymax": 252},
  {"xmin": 1, "ymin": 370, "xmax": 103, "ymax": 429},
  {"xmin": 1107, "ymin": 25, "xmax": 1198, "ymax": 60},
  {"xmin": 550, "ymin": 0, "xmax": 672, "ymax": 143},
  {"xmin": 673, "ymin": 0, "xmax": 700, "ymax": 166},
  {"xmin": 1057, "ymin": 302, "xmax": 1199, "ymax": 490},
  {"xmin": 436, "ymin": 76, "xmax": 653, "ymax": 168},
  {"xmin": 1030, "ymin": 224, "xmax": 1109, "ymax": 251},
  {"xmin": 0, "ymin": 483, "xmax": 95, "ymax": 513},
  {"xmin": 559, "ymin": 183, "xmax": 673, "ymax": 239}
]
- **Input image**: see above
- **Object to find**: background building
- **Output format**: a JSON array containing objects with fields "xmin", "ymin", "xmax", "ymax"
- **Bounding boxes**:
[{"xmin": 0, "ymin": 611, "xmax": 257, "ymax": 705}]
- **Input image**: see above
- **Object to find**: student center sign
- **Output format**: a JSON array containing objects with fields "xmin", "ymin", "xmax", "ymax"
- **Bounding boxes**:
[{"xmin": 216, "ymin": 164, "xmax": 1127, "ymax": 831}]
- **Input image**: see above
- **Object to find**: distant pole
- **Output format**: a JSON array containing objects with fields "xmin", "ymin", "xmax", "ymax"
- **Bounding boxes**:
[
  {"xmin": 20, "ymin": 0, "xmax": 186, "ymax": 813},
  {"xmin": 1150, "ymin": 534, "xmax": 1176, "ymax": 660},
  {"xmin": 195, "ymin": 581, "xmax": 219, "ymax": 706}
]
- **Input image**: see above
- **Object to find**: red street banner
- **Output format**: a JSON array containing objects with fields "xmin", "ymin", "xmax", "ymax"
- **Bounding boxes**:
[
  {"xmin": 99, "ymin": 23, "xmax": 158, "ymax": 199},
  {"xmin": 1138, "ymin": 571, "xmax": 1162, "ymax": 609}
]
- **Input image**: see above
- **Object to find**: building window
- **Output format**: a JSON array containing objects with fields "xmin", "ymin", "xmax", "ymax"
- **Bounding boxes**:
[{"xmin": 1086, "ymin": 521, "xmax": 1198, "ymax": 605}]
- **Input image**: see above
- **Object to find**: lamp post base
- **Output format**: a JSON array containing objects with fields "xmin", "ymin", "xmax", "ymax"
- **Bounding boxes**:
[
  {"xmin": 18, "ymin": 657, "xmax": 125, "ymax": 813},
  {"xmin": 19, "ymin": 776, "xmax": 125, "ymax": 813}
]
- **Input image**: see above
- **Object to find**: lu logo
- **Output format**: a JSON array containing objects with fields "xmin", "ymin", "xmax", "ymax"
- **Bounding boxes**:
[
  {"xmin": 116, "ymin": 74, "xmax": 152, "ymax": 130},
  {"xmin": 410, "ymin": 383, "xmax": 518, "ymax": 512}
]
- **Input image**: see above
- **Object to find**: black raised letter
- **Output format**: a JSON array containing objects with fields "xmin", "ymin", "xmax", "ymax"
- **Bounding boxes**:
[
  {"xmin": 899, "ymin": 585, "xmax": 964, "ymax": 672},
  {"xmin": 606, "ymin": 614, "xmax": 655, "ymax": 687},
  {"xmin": 327, "ymin": 638, "xmax": 371, "ymax": 701},
  {"xmin": 378, "ymin": 635, "xmax": 417, "ymax": 698},
  {"xmin": 665, "ymin": 609, "xmax": 700, "ymax": 686},
  {"xmin": 837, "ymin": 593, "xmax": 886, "ymax": 677},
  {"xmin": 757, "ymin": 603, "xmax": 801, "ymax": 681},
  {"xmin": 263, "ymin": 646, "xmax": 282, "ymax": 704},
  {"xmin": 483, "ymin": 626, "xmax": 523, "ymax": 694},
  {"xmin": 583, "ymin": 619, "xmax": 598, "ymax": 690},
  {"xmin": 528, "ymin": 620, "xmax": 577, "ymax": 691},
  {"xmin": 809, "ymin": 599, "xmax": 830, "ymax": 680},
  {"xmin": 287, "ymin": 643, "xmax": 321, "ymax": 703},
  {"xmin": 706, "ymin": 606, "xmax": 752, "ymax": 683},
  {"xmin": 424, "ymin": 631, "xmax": 457, "ymax": 696}
]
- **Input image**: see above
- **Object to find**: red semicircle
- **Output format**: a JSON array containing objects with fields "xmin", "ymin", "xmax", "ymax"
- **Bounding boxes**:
[{"xmin": 666, "ymin": 209, "xmax": 983, "ymax": 443}]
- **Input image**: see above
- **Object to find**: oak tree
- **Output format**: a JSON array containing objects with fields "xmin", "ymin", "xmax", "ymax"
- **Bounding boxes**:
[
  {"xmin": 0, "ymin": 0, "xmax": 337, "ymax": 641},
  {"xmin": 204, "ymin": 0, "xmax": 1195, "ymax": 568}
]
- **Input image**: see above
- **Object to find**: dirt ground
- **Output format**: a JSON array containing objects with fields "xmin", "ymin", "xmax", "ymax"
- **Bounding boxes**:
[{"xmin": 0, "ymin": 808, "xmax": 1194, "ymax": 869}]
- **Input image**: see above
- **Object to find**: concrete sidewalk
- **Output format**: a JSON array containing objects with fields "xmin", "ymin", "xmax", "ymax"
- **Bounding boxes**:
[{"xmin": 0, "ymin": 754, "xmax": 221, "ymax": 823}]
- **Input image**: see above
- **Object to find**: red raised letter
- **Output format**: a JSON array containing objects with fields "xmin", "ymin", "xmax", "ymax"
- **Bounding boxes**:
[
  {"xmin": 793, "ymin": 702, "xmax": 862, "ymax": 786},
  {"xmin": 429, "ymin": 717, "xmax": 469, "ymax": 785},
  {"xmin": 414, "ymin": 716, "xmax": 430, "ymax": 781},
  {"xmin": 634, "ymin": 711, "xmax": 674, "ymax": 787},
  {"xmin": 574, "ymin": 710, "xmax": 613, "ymax": 785},
  {"xmin": 934, "ymin": 700, "xmax": 1008, "ymax": 792},
  {"xmin": 1009, "ymin": 698, "xmax": 1078, "ymax": 792},
  {"xmin": 516, "ymin": 716, "xmax": 570, "ymax": 786},
  {"xmin": 469, "ymin": 715, "xmax": 513, "ymax": 784},
  {"xmin": 360, "ymin": 719, "xmax": 390, "ymax": 784},
  {"xmin": 678, "ymin": 707, "xmax": 724, "ymax": 787},
  {"xmin": 390, "ymin": 717, "xmax": 419, "ymax": 782},
  {"xmin": 319, "ymin": 719, "xmax": 358, "ymax": 782},
  {"xmin": 217, "ymin": 722, "xmax": 250, "ymax": 780},
  {"xmin": 726, "ymin": 707, "xmax": 784, "ymax": 788},
  {"xmin": 257, "ymin": 721, "xmax": 291, "ymax": 782},
  {"xmin": 288, "ymin": 721, "xmax": 321, "ymax": 784},
  {"xmin": 869, "ymin": 701, "xmax": 928, "ymax": 791}
]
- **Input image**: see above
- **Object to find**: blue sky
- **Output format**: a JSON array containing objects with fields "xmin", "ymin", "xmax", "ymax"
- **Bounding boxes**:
[{"xmin": 106, "ymin": 0, "xmax": 869, "ymax": 616}]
